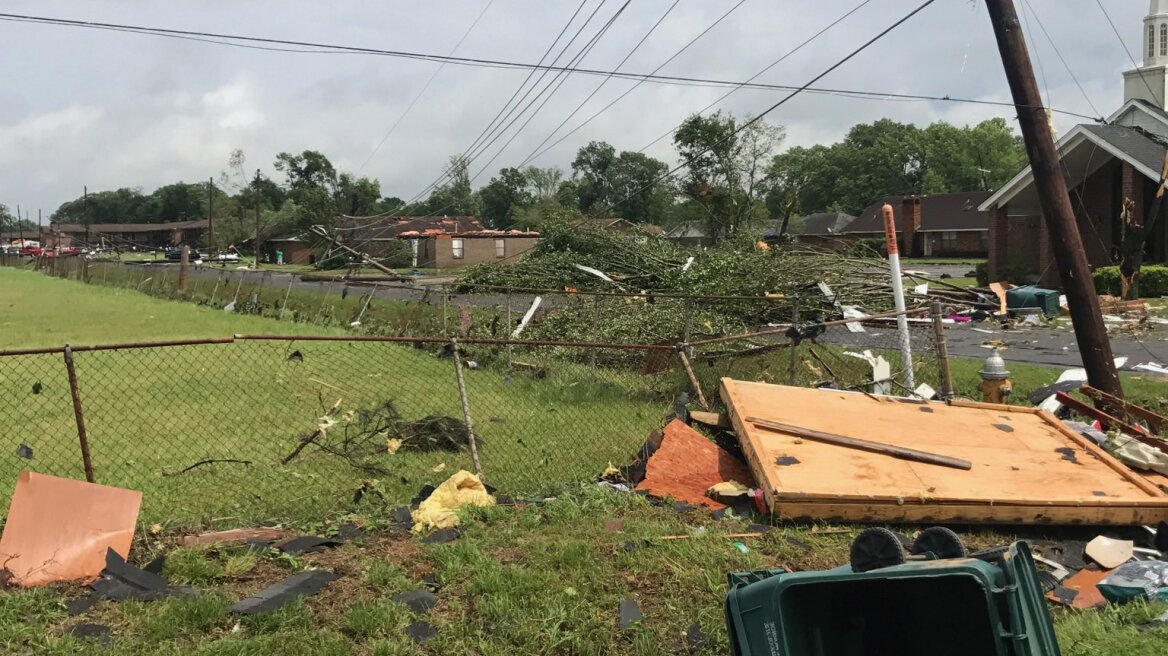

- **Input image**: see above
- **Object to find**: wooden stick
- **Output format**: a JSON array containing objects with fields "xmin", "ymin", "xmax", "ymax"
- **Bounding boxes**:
[
  {"xmin": 1080, "ymin": 385, "xmax": 1166, "ymax": 432},
  {"xmin": 746, "ymin": 416, "xmax": 973, "ymax": 471},
  {"xmin": 1055, "ymin": 393, "xmax": 1166, "ymax": 453},
  {"xmin": 677, "ymin": 349, "xmax": 710, "ymax": 410}
]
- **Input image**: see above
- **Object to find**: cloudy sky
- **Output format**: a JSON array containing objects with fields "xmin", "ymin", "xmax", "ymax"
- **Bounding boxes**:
[{"xmin": 0, "ymin": 0, "xmax": 1151, "ymax": 216}]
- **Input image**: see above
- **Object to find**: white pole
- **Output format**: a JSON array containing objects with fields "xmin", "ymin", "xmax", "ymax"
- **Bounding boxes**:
[{"xmin": 882, "ymin": 203, "xmax": 915, "ymax": 390}]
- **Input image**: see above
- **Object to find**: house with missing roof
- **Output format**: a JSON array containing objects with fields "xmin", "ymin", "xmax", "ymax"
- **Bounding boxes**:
[
  {"xmin": 979, "ymin": 0, "xmax": 1168, "ymax": 287},
  {"xmin": 330, "ymin": 216, "xmax": 540, "ymax": 269}
]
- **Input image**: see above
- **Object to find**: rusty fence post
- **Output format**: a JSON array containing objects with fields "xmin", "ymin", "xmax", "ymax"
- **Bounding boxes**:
[
  {"xmin": 505, "ymin": 288, "xmax": 513, "ymax": 370},
  {"xmin": 931, "ymin": 300, "xmax": 956, "ymax": 400},
  {"xmin": 450, "ymin": 338, "xmax": 484, "ymax": 480},
  {"xmin": 63, "ymin": 345, "xmax": 96, "ymax": 483}
]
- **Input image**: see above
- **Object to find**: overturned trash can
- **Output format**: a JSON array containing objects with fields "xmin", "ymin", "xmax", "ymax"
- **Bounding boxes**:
[{"xmin": 724, "ymin": 541, "xmax": 1059, "ymax": 656}]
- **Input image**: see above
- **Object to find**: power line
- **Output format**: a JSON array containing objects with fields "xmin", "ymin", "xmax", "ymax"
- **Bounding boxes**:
[
  {"xmin": 462, "ymin": 0, "xmax": 631, "ymax": 178},
  {"xmin": 1095, "ymin": 0, "xmax": 1161, "ymax": 106},
  {"xmin": 1021, "ymin": 0, "xmax": 1102, "ymax": 119},
  {"xmin": 517, "ymin": 0, "xmax": 749, "ymax": 167},
  {"xmin": 0, "ymin": 10, "xmax": 1101, "ymax": 125},
  {"xmin": 633, "ymin": 0, "xmax": 874, "ymax": 155},
  {"xmin": 589, "ymin": 0, "xmax": 943, "ymax": 224},
  {"xmin": 354, "ymin": 0, "xmax": 496, "ymax": 175},
  {"xmin": 337, "ymin": 0, "xmax": 597, "ymax": 226},
  {"xmin": 365, "ymin": 0, "xmax": 623, "ymax": 226}
]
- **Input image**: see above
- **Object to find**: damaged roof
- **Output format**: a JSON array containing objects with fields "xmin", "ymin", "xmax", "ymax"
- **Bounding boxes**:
[
  {"xmin": 338, "ymin": 216, "xmax": 482, "ymax": 240},
  {"xmin": 791, "ymin": 212, "xmax": 856, "ymax": 236}
]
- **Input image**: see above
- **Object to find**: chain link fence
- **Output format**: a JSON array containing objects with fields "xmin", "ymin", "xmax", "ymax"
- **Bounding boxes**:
[{"xmin": 1, "ymin": 255, "xmax": 949, "ymax": 530}]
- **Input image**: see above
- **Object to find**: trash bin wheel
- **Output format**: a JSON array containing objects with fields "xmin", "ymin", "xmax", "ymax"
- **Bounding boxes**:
[
  {"xmin": 850, "ymin": 527, "xmax": 908, "ymax": 572},
  {"xmin": 911, "ymin": 527, "xmax": 968, "ymax": 560}
]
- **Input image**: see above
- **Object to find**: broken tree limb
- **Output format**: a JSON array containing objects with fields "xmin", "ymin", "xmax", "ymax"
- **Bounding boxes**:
[
  {"xmin": 163, "ymin": 459, "xmax": 253, "ymax": 476},
  {"xmin": 746, "ymin": 416, "xmax": 973, "ymax": 471},
  {"xmin": 677, "ymin": 348, "xmax": 710, "ymax": 410},
  {"xmin": 450, "ymin": 338, "xmax": 484, "ymax": 480},
  {"xmin": 280, "ymin": 429, "xmax": 323, "ymax": 465}
]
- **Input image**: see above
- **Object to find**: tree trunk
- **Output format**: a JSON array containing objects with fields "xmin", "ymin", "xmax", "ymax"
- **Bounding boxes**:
[{"xmin": 1120, "ymin": 156, "xmax": 1168, "ymax": 301}]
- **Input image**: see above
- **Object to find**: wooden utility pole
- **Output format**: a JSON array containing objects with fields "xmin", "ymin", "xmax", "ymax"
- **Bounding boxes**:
[
  {"xmin": 252, "ymin": 170, "xmax": 262, "ymax": 270},
  {"xmin": 207, "ymin": 177, "xmax": 214, "ymax": 255},
  {"xmin": 984, "ymin": 0, "xmax": 1123, "ymax": 398}
]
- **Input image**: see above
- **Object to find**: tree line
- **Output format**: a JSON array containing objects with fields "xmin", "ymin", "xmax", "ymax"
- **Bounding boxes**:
[{"xmin": 37, "ymin": 114, "xmax": 1025, "ymax": 248}]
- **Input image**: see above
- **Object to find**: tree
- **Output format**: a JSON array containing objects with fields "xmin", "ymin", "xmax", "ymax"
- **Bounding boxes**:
[
  {"xmin": 274, "ymin": 150, "xmax": 338, "ymax": 197},
  {"xmin": 335, "ymin": 174, "xmax": 382, "ymax": 216},
  {"xmin": 425, "ymin": 155, "xmax": 479, "ymax": 216},
  {"xmin": 570, "ymin": 141, "xmax": 671, "ymax": 223},
  {"xmin": 674, "ymin": 112, "xmax": 784, "ymax": 243},
  {"xmin": 480, "ymin": 167, "xmax": 532, "ymax": 229},
  {"xmin": 522, "ymin": 166, "xmax": 563, "ymax": 201},
  {"xmin": 769, "ymin": 118, "xmax": 1027, "ymax": 217}
]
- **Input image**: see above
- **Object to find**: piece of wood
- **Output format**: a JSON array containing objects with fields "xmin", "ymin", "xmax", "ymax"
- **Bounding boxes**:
[
  {"xmin": 690, "ymin": 411, "xmax": 730, "ymax": 429},
  {"xmin": 677, "ymin": 350, "xmax": 710, "ymax": 410},
  {"xmin": 989, "ymin": 282, "xmax": 1009, "ymax": 315},
  {"xmin": 746, "ymin": 416, "xmax": 973, "ymax": 471},
  {"xmin": 1055, "ymin": 391, "xmax": 1158, "ymax": 442},
  {"xmin": 1080, "ymin": 385, "xmax": 1166, "ymax": 432},
  {"xmin": 720, "ymin": 379, "xmax": 1168, "ymax": 525},
  {"xmin": 659, "ymin": 533, "xmax": 768, "ymax": 541}
]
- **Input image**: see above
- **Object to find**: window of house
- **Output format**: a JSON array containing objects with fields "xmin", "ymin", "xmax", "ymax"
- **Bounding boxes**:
[
  {"xmin": 941, "ymin": 231, "xmax": 958, "ymax": 252},
  {"xmin": 1151, "ymin": 24, "xmax": 1157, "ymax": 59},
  {"xmin": 979, "ymin": 231, "xmax": 988, "ymax": 251},
  {"xmin": 1162, "ymin": 24, "xmax": 1167, "ymax": 56},
  {"xmin": 451, "ymin": 238, "xmax": 464, "ymax": 259},
  {"xmin": 494, "ymin": 239, "xmax": 505, "ymax": 258}
]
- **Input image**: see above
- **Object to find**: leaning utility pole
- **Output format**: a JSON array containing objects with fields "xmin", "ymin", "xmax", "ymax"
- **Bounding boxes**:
[
  {"xmin": 83, "ymin": 185, "xmax": 90, "ymax": 249},
  {"xmin": 984, "ymin": 0, "xmax": 1123, "ymax": 398}
]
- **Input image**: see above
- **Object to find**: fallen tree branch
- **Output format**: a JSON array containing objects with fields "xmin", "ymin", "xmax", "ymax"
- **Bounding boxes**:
[{"xmin": 163, "ymin": 458, "xmax": 253, "ymax": 476}]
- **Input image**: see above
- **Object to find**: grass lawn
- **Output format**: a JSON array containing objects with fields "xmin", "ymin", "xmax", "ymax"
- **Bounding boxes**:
[
  {"xmin": 902, "ymin": 257, "xmax": 985, "ymax": 266},
  {"xmin": 0, "ymin": 268, "xmax": 668, "ymax": 527},
  {"xmin": 0, "ymin": 488, "xmax": 1164, "ymax": 655}
]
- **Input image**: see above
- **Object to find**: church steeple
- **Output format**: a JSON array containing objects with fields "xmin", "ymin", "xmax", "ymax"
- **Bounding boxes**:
[
  {"xmin": 1143, "ymin": 0, "xmax": 1168, "ymax": 67},
  {"xmin": 1125, "ymin": 0, "xmax": 1168, "ymax": 107}
]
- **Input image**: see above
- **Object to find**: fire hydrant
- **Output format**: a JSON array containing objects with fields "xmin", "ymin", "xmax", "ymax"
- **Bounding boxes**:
[{"xmin": 978, "ymin": 350, "xmax": 1012, "ymax": 404}]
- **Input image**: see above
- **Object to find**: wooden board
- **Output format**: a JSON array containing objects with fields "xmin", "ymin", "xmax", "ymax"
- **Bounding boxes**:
[{"xmin": 720, "ymin": 379, "xmax": 1168, "ymax": 525}]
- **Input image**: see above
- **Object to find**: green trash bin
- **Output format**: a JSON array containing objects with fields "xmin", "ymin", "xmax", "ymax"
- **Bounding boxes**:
[
  {"xmin": 1006, "ymin": 286, "xmax": 1061, "ymax": 317},
  {"xmin": 724, "ymin": 541, "xmax": 1060, "ymax": 656}
]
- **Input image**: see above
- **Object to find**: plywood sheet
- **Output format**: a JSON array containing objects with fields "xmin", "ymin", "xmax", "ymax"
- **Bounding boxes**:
[{"xmin": 720, "ymin": 379, "xmax": 1168, "ymax": 525}]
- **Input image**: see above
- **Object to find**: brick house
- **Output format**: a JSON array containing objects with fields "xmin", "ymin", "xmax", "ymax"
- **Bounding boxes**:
[
  {"xmin": 842, "ymin": 192, "xmax": 991, "ymax": 257},
  {"xmin": 787, "ymin": 212, "xmax": 856, "ymax": 250},
  {"xmin": 409, "ymin": 230, "xmax": 540, "ymax": 268},
  {"xmin": 979, "ymin": 1, "xmax": 1168, "ymax": 287},
  {"xmin": 42, "ymin": 219, "xmax": 208, "ymax": 250}
]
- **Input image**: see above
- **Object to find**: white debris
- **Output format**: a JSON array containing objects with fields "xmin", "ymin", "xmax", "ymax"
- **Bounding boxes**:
[
  {"xmin": 841, "ymin": 306, "xmax": 867, "ymax": 333},
  {"xmin": 510, "ymin": 296, "xmax": 543, "ymax": 338},
  {"xmin": 843, "ymin": 350, "xmax": 892, "ymax": 395}
]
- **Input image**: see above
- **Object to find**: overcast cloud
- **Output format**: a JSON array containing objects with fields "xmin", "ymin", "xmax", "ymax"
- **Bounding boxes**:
[{"xmin": 0, "ymin": 0, "xmax": 1150, "ymax": 216}]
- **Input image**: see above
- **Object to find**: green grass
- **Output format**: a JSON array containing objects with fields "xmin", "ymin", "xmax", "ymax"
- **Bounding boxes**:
[
  {"xmin": 0, "ymin": 489, "xmax": 1161, "ymax": 655},
  {"xmin": 0, "ymin": 268, "xmax": 340, "ymax": 347},
  {"xmin": 0, "ymin": 268, "xmax": 668, "ymax": 528},
  {"xmin": 902, "ymin": 257, "xmax": 985, "ymax": 266}
]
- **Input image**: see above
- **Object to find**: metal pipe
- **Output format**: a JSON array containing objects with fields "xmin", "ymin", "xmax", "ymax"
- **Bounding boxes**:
[
  {"xmin": 0, "ymin": 337, "xmax": 236, "ymax": 357},
  {"xmin": 233, "ymin": 334, "xmax": 674, "ymax": 350},
  {"xmin": 63, "ymin": 345, "xmax": 96, "ymax": 483}
]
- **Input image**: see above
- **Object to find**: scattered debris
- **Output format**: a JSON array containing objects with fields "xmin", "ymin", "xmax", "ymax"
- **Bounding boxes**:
[
  {"xmin": 0, "ymin": 472, "xmax": 141, "ymax": 587},
  {"xmin": 1085, "ymin": 536, "xmax": 1135, "ymax": 569},
  {"xmin": 1048, "ymin": 568, "xmax": 1110, "ymax": 609},
  {"xmin": 421, "ymin": 528, "xmax": 462, "ymax": 544},
  {"xmin": 392, "ymin": 589, "xmax": 439, "ymax": 614},
  {"xmin": 231, "ymin": 570, "xmax": 340, "ymax": 614},
  {"xmin": 412, "ymin": 470, "xmax": 495, "ymax": 532},
  {"xmin": 1099, "ymin": 561, "xmax": 1168, "ymax": 604},
  {"xmin": 633, "ymin": 419, "xmax": 755, "ymax": 510},
  {"xmin": 182, "ymin": 525, "xmax": 294, "ymax": 546},
  {"xmin": 275, "ymin": 536, "xmax": 342, "ymax": 556},
  {"xmin": 618, "ymin": 597, "xmax": 643, "ymax": 631},
  {"xmin": 405, "ymin": 619, "xmax": 438, "ymax": 644},
  {"xmin": 67, "ymin": 623, "xmax": 112, "ymax": 644}
]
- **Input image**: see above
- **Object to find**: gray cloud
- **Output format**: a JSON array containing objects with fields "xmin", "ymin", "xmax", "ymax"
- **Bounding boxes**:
[{"xmin": 0, "ymin": 0, "xmax": 1149, "ymax": 215}]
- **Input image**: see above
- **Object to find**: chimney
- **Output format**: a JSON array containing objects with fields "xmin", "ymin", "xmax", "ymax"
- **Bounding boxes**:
[{"xmin": 901, "ymin": 196, "xmax": 922, "ymax": 257}]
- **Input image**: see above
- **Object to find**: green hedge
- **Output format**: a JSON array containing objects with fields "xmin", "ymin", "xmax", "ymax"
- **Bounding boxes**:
[{"xmin": 1092, "ymin": 265, "xmax": 1168, "ymax": 298}]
